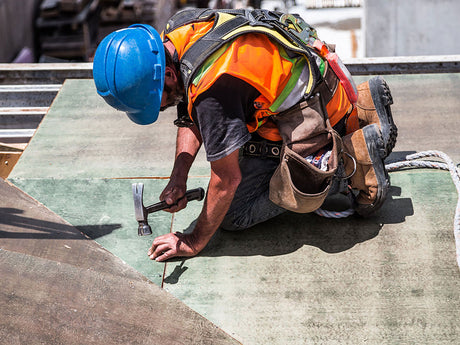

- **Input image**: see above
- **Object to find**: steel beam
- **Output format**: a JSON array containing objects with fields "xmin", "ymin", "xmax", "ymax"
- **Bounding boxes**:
[
  {"xmin": 0, "ymin": 63, "xmax": 93, "ymax": 84},
  {"xmin": 1, "ymin": 56, "xmax": 460, "ymax": 86},
  {"xmin": 344, "ymin": 55, "xmax": 460, "ymax": 75}
]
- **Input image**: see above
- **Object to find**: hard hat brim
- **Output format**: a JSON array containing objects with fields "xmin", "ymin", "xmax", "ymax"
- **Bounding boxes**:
[
  {"xmin": 93, "ymin": 24, "xmax": 166, "ymax": 126},
  {"xmin": 126, "ymin": 104, "xmax": 160, "ymax": 125}
]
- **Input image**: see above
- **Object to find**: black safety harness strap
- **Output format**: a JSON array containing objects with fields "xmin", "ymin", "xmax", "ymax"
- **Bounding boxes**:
[
  {"xmin": 179, "ymin": 15, "xmax": 250, "ymax": 90},
  {"xmin": 242, "ymin": 139, "xmax": 282, "ymax": 159},
  {"xmin": 164, "ymin": 8, "xmax": 321, "ymax": 94}
]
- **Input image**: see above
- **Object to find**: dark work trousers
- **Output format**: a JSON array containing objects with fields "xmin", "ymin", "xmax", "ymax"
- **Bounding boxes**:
[{"xmin": 220, "ymin": 153, "xmax": 286, "ymax": 231}]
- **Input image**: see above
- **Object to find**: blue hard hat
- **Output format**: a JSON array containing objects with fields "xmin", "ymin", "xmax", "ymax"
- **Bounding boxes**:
[{"xmin": 93, "ymin": 24, "xmax": 165, "ymax": 125}]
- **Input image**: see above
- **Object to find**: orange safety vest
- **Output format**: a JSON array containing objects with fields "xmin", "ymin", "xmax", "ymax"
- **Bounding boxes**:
[{"xmin": 165, "ymin": 20, "xmax": 358, "ymax": 141}]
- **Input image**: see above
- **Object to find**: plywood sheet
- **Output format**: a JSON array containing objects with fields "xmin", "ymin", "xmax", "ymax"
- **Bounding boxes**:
[
  {"xmin": 164, "ymin": 172, "xmax": 460, "ymax": 344},
  {"xmin": 0, "ymin": 178, "xmax": 143, "ymax": 280}
]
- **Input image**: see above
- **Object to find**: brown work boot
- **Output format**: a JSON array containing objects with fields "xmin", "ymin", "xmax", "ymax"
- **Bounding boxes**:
[
  {"xmin": 342, "ymin": 124, "xmax": 389, "ymax": 216},
  {"xmin": 357, "ymin": 76, "xmax": 397, "ymax": 158}
]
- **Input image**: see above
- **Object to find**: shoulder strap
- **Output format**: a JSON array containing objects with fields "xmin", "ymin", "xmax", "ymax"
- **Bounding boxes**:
[
  {"xmin": 164, "ymin": 8, "xmax": 216, "ymax": 34},
  {"xmin": 167, "ymin": 9, "xmax": 321, "ymax": 96}
]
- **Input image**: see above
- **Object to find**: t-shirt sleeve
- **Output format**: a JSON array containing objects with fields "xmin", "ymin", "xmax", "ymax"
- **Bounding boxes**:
[{"xmin": 192, "ymin": 74, "xmax": 260, "ymax": 162}]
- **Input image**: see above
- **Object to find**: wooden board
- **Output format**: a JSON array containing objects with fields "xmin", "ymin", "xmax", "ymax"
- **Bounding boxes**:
[{"xmin": 0, "ymin": 151, "xmax": 21, "ymax": 178}]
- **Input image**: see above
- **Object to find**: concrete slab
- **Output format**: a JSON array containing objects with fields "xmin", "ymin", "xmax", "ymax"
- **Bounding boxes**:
[
  {"xmin": 6, "ymin": 74, "xmax": 460, "ymax": 344},
  {"xmin": 0, "ymin": 249, "xmax": 240, "ymax": 345},
  {"xmin": 0, "ymin": 179, "xmax": 240, "ymax": 345}
]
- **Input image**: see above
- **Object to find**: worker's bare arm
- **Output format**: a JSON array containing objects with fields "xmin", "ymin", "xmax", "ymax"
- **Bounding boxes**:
[
  {"xmin": 148, "ymin": 149, "xmax": 242, "ymax": 261},
  {"xmin": 160, "ymin": 125, "xmax": 202, "ymax": 212}
]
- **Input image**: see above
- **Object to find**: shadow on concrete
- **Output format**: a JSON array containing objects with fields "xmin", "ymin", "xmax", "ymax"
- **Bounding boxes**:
[
  {"xmin": 386, "ymin": 150, "xmax": 417, "ymax": 164},
  {"xmin": 0, "ymin": 207, "xmax": 121, "ymax": 240},
  {"xmin": 188, "ymin": 183, "xmax": 414, "ymax": 258},
  {"xmin": 75, "ymin": 224, "xmax": 123, "ymax": 239},
  {"xmin": 164, "ymin": 260, "xmax": 189, "ymax": 284}
]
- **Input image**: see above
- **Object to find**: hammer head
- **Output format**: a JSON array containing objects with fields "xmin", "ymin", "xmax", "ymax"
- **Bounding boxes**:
[{"xmin": 132, "ymin": 183, "xmax": 153, "ymax": 236}]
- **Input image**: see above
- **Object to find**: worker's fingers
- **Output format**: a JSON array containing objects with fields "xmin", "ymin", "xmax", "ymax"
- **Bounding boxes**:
[
  {"xmin": 148, "ymin": 243, "xmax": 171, "ymax": 261},
  {"xmin": 159, "ymin": 178, "xmax": 188, "ymax": 213},
  {"xmin": 160, "ymin": 188, "xmax": 188, "ymax": 213},
  {"xmin": 148, "ymin": 235, "xmax": 170, "ymax": 254},
  {"xmin": 147, "ymin": 232, "xmax": 198, "ymax": 262},
  {"xmin": 147, "ymin": 237, "xmax": 163, "ymax": 256},
  {"xmin": 148, "ymin": 233, "xmax": 181, "ymax": 261},
  {"xmin": 163, "ymin": 203, "xmax": 180, "ymax": 213},
  {"xmin": 163, "ymin": 186, "xmax": 186, "ymax": 205},
  {"xmin": 147, "ymin": 239, "xmax": 167, "ymax": 255},
  {"xmin": 159, "ymin": 187, "xmax": 174, "ymax": 203},
  {"xmin": 154, "ymin": 250, "xmax": 173, "ymax": 262},
  {"xmin": 165, "ymin": 197, "xmax": 188, "ymax": 213}
]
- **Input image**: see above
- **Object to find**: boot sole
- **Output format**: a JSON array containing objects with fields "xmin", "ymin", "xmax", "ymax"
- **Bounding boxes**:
[
  {"xmin": 355, "ymin": 124, "xmax": 390, "ymax": 216},
  {"xmin": 368, "ymin": 76, "xmax": 398, "ymax": 157}
]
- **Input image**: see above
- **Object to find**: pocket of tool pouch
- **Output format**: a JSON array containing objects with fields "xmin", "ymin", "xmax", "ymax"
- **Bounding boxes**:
[{"xmin": 269, "ymin": 145, "xmax": 335, "ymax": 213}]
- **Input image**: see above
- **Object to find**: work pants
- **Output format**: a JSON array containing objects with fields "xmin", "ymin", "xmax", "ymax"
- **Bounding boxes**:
[{"xmin": 220, "ymin": 151, "xmax": 286, "ymax": 231}]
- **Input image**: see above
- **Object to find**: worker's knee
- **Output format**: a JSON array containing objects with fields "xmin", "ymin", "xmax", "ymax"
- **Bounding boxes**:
[{"xmin": 220, "ymin": 212, "xmax": 251, "ymax": 231}]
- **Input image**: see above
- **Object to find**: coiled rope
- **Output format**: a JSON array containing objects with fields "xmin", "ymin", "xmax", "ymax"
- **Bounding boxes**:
[{"xmin": 314, "ymin": 150, "xmax": 460, "ymax": 270}]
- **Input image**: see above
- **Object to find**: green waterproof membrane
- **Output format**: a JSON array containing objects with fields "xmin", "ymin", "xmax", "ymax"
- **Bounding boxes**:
[{"xmin": 7, "ymin": 75, "xmax": 460, "ymax": 344}]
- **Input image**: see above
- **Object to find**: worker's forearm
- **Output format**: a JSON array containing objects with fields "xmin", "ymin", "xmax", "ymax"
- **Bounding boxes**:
[
  {"xmin": 170, "ymin": 125, "xmax": 202, "ymax": 181},
  {"xmin": 148, "ymin": 176, "xmax": 238, "ymax": 261},
  {"xmin": 149, "ymin": 150, "xmax": 242, "ymax": 261},
  {"xmin": 188, "ymin": 156, "xmax": 242, "ymax": 252}
]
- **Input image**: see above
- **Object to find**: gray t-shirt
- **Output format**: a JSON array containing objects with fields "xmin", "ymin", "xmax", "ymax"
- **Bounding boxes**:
[{"xmin": 191, "ymin": 74, "xmax": 260, "ymax": 161}]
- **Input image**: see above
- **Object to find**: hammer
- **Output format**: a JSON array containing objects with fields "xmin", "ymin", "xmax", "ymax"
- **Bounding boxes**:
[{"xmin": 132, "ymin": 183, "xmax": 205, "ymax": 236}]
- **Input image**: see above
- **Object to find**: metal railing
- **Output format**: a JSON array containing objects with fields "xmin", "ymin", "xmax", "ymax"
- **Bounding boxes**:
[{"xmin": 0, "ymin": 63, "xmax": 92, "ymax": 147}]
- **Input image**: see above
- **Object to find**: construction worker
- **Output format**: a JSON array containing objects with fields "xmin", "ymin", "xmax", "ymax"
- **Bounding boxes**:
[{"xmin": 93, "ymin": 9, "xmax": 397, "ymax": 262}]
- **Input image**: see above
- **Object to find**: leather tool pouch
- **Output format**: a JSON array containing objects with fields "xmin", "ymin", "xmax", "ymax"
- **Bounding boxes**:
[{"xmin": 269, "ymin": 93, "xmax": 342, "ymax": 213}]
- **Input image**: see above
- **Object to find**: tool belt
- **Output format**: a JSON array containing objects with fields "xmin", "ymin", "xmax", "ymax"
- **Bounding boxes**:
[
  {"xmin": 269, "ymin": 66, "xmax": 343, "ymax": 213},
  {"xmin": 242, "ymin": 138, "xmax": 282, "ymax": 159}
]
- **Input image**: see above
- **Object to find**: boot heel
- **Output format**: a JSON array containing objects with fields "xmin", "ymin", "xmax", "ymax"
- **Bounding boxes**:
[{"xmin": 369, "ymin": 76, "xmax": 398, "ymax": 157}]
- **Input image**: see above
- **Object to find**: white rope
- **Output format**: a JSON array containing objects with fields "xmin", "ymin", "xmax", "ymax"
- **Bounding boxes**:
[
  {"xmin": 385, "ymin": 160, "xmax": 450, "ymax": 172},
  {"xmin": 386, "ymin": 150, "xmax": 460, "ymax": 270},
  {"xmin": 315, "ymin": 150, "xmax": 460, "ymax": 271}
]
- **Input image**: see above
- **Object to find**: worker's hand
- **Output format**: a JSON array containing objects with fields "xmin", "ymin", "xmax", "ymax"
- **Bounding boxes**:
[
  {"xmin": 160, "ymin": 180, "xmax": 188, "ymax": 213},
  {"xmin": 147, "ymin": 232, "xmax": 200, "ymax": 262}
]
